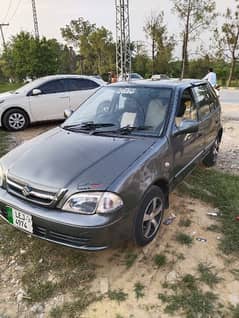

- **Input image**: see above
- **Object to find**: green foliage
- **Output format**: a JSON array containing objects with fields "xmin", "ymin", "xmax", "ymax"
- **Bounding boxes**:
[
  {"xmin": 158, "ymin": 273, "xmax": 221, "ymax": 317},
  {"xmin": 180, "ymin": 168, "xmax": 239, "ymax": 254},
  {"xmin": 175, "ymin": 232, "xmax": 193, "ymax": 245},
  {"xmin": 143, "ymin": 11, "xmax": 175, "ymax": 75},
  {"xmin": 61, "ymin": 17, "xmax": 115, "ymax": 75},
  {"xmin": 1, "ymin": 32, "xmax": 69, "ymax": 81},
  {"xmin": 197, "ymin": 263, "xmax": 222, "ymax": 287},
  {"xmin": 124, "ymin": 251, "xmax": 137, "ymax": 268},
  {"xmin": 134, "ymin": 282, "xmax": 145, "ymax": 299},
  {"xmin": 231, "ymin": 304, "xmax": 239, "ymax": 318},
  {"xmin": 178, "ymin": 218, "xmax": 191, "ymax": 227},
  {"xmin": 154, "ymin": 253, "xmax": 167, "ymax": 267},
  {"xmin": 108, "ymin": 289, "xmax": 128, "ymax": 303},
  {"xmin": 172, "ymin": 0, "xmax": 217, "ymax": 77}
]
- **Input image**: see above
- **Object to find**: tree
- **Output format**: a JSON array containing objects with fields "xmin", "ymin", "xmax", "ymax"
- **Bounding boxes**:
[
  {"xmin": 171, "ymin": 0, "xmax": 217, "ymax": 79},
  {"xmin": 61, "ymin": 18, "xmax": 115, "ymax": 75},
  {"xmin": 1, "ymin": 32, "xmax": 64, "ymax": 80},
  {"xmin": 143, "ymin": 11, "xmax": 175, "ymax": 75},
  {"xmin": 214, "ymin": 1, "xmax": 239, "ymax": 86}
]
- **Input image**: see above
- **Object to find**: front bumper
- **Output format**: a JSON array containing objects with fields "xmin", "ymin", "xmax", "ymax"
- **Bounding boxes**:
[{"xmin": 0, "ymin": 187, "xmax": 130, "ymax": 251}]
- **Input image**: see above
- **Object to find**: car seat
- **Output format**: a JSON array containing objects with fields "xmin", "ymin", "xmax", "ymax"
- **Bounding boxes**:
[
  {"xmin": 120, "ymin": 97, "xmax": 144, "ymax": 127},
  {"xmin": 145, "ymin": 98, "xmax": 166, "ymax": 130}
]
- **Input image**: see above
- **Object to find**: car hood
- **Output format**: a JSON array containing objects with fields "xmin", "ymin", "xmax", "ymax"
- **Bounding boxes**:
[
  {"xmin": 5, "ymin": 127, "xmax": 156, "ymax": 190},
  {"xmin": 0, "ymin": 91, "xmax": 14, "ymax": 100}
]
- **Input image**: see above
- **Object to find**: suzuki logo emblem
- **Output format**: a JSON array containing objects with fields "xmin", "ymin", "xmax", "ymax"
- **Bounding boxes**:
[{"xmin": 22, "ymin": 185, "xmax": 32, "ymax": 197}]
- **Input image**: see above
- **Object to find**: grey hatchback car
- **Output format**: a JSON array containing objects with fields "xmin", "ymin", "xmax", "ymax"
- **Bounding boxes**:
[{"xmin": 0, "ymin": 80, "xmax": 222, "ymax": 250}]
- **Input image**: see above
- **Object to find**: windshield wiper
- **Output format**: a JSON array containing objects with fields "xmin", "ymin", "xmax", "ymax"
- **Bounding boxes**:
[
  {"xmin": 63, "ymin": 121, "xmax": 116, "ymax": 131},
  {"xmin": 91, "ymin": 125, "xmax": 152, "ymax": 135}
]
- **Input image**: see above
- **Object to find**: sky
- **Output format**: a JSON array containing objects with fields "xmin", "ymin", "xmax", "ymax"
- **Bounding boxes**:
[{"xmin": 0, "ymin": 0, "xmax": 237, "ymax": 56}]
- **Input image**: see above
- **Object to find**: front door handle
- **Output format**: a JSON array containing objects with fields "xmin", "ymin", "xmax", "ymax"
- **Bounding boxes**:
[{"xmin": 60, "ymin": 96, "xmax": 69, "ymax": 99}]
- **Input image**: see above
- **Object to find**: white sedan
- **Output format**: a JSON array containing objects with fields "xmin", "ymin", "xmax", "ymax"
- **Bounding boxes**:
[{"xmin": 0, "ymin": 75, "xmax": 105, "ymax": 131}]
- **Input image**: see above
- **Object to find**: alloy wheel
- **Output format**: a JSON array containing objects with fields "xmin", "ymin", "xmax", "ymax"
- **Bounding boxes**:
[
  {"xmin": 8, "ymin": 113, "xmax": 26, "ymax": 130},
  {"xmin": 142, "ymin": 196, "xmax": 163, "ymax": 239}
]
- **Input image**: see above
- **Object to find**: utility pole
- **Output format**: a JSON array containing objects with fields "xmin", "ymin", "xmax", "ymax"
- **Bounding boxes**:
[
  {"xmin": 31, "ymin": 0, "xmax": 39, "ymax": 39},
  {"xmin": 115, "ymin": 0, "xmax": 131, "ymax": 80},
  {"xmin": 0, "ymin": 23, "xmax": 9, "ymax": 49}
]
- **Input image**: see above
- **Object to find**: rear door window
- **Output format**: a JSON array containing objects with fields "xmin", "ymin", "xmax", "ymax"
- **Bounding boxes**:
[{"xmin": 66, "ymin": 79, "xmax": 99, "ymax": 91}]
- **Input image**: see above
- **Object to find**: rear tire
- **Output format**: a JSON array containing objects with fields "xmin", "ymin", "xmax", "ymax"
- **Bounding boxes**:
[
  {"xmin": 134, "ymin": 186, "xmax": 165, "ymax": 246},
  {"xmin": 203, "ymin": 138, "xmax": 220, "ymax": 167},
  {"xmin": 2, "ymin": 108, "xmax": 29, "ymax": 131}
]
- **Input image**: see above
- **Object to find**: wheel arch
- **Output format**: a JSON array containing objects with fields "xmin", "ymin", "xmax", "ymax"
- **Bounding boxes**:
[
  {"xmin": 151, "ymin": 178, "xmax": 169, "ymax": 209},
  {"xmin": 1, "ymin": 107, "xmax": 31, "ymax": 127},
  {"xmin": 218, "ymin": 127, "xmax": 223, "ymax": 142}
]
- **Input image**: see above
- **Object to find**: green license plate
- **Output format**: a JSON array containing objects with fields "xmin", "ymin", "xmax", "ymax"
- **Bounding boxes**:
[{"xmin": 6, "ymin": 206, "xmax": 33, "ymax": 233}]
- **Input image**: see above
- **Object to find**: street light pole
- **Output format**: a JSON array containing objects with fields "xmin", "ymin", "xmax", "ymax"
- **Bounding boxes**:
[{"xmin": 0, "ymin": 23, "xmax": 9, "ymax": 49}]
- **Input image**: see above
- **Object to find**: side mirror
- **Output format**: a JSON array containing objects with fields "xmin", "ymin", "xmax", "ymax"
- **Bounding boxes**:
[
  {"xmin": 64, "ymin": 109, "xmax": 73, "ymax": 119},
  {"xmin": 174, "ymin": 120, "xmax": 199, "ymax": 136},
  {"xmin": 32, "ymin": 88, "xmax": 42, "ymax": 96}
]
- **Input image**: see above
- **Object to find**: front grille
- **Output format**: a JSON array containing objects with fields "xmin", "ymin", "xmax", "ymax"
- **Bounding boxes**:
[
  {"xmin": 34, "ymin": 225, "xmax": 90, "ymax": 246},
  {"xmin": 6, "ymin": 174, "xmax": 66, "ymax": 207}
]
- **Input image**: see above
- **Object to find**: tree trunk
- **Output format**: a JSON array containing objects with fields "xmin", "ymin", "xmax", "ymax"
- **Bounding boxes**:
[
  {"xmin": 227, "ymin": 57, "xmax": 236, "ymax": 87},
  {"xmin": 152, "ymin": 38, "xmax": 155, "ymax": 74},
  {"xmin": 181, "ymin": 0, "xmax": 191, "ymax": 80}
]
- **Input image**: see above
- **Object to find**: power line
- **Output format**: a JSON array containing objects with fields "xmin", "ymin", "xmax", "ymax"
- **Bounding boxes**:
[
  {"xmin": 2, "ymin": 0, "xmax": 13, "ymax": 23},
  {"xmin": 8, "ymin": 0, "xmax": 23, "ymax": 22}
]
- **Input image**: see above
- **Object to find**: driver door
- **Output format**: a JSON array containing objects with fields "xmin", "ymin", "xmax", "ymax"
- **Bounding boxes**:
[{"xmin": 170, "ymin": 88, "xmax": 204, "ymax": 183}]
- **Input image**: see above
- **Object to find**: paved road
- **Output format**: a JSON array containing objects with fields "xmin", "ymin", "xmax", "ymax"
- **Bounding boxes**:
[{"xmin": 220, "ymin": 89, "xmax": 239, "ymax": 105}]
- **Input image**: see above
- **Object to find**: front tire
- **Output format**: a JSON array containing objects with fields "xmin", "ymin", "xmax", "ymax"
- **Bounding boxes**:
[
  {"xmin": 2, "ymin": 108, "xmax": 29, "ymax": 131},
  {"xmin": 134, "ymin": 186, "xmax": 165, "ymax": 246},
  {"xmin": 203, "ymin": 138, "xmax": 220, "ymax": 167}
]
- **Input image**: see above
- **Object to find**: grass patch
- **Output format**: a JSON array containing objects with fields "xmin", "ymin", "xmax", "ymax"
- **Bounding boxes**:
[
  {"xmin": 231, "ymin": 304, "xmax": 239, "ymax": 318},
  {"xmin": 154, "ymin": 253, "xmax": 167, "ymax": 267},
  {"xmin": 50, "ymin": 290, "xmax": 98, "ymax": 318},
  {"xmin": 25, "ymin": 281, "xmax": 57, "ymax": 303},
  {"xmin": 197, "ymin": 263, "xmax": 222, "ymax": 288},
  {"xmin": 180, "ymin": 168, "xmax": 239, "ymax": 254},
  {"xmin": 134, "ymin": 282, "xmax": 145, "ymax": 299},
  {"xmin": 0, "ymin": 232, "xmax": 96, "ymax": 304},
  {"xmin": 178, "ymin": 218, "xmax": 192, "ymax": 227},
  {"xmin": 158, "ymin": 273, "xmax": 223, "ymax": 317},
  {"xmin": 108, "ymin": 289, "xmax": 128, "ymax": 303},
  {"xmin": 0, "ymin": 82, "xmax": 22, "ymax": 93},
  {"xmin": 124, "ymin": 251, "xmax": 137, "ymax": 268},
  {"xmin": 175, "ymin": 232, "xmax": 193, "ymax": 246}
]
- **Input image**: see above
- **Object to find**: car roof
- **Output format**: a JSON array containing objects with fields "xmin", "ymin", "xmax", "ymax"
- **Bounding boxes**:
[
  {"xmin": 110, "ymin": 78, "xmax": 207, "ymax": 89},
  {"xmin": 36, "ymin": 74, "xmax": 105, "ymax": 85}
]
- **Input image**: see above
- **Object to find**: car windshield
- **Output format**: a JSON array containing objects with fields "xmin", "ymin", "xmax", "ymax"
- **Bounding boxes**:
[
  {"xmin": 63, "ymin": 86, "xmax": 172, "ymax": 136},
  {"xmin": 14, "ymin": 78, "xmax": 45, "ymax": 94}
]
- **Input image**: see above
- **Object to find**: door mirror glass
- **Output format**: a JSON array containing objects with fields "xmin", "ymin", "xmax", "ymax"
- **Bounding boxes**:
[
  {"xmin": 32, "ymin": 88, "xmax": 42, "ymax": 96},
  {"xmin": 174, "ymin": 119, "xmax": 199, "ymax": 136},
  {"xmin": 64, "ymin": 109, "xmax": 73, "ymax": 119}
]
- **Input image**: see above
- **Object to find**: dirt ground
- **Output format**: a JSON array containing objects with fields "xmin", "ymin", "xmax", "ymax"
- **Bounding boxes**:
[{"xmin": 0, "ymin": 103, "xmax": 239, "ymax": 317}]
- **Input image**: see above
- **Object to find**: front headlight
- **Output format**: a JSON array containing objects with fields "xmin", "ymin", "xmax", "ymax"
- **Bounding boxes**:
[
  {"xmin": 62, "ymin": 192, "xmax": 123, "ymax": 214},
  {"xmin": 0, "ymin": 165, "xmax": 3, "ymax": 187}
]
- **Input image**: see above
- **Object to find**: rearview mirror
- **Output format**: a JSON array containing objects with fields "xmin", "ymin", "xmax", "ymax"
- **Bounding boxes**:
[
  {"xmin": 32, "ymin": 88, "xmax": 42, "ymax": 96},
  {"xmin": 174, "ymin": 120, "xmax": 199, "ymax": 136},
  {"xmin": 64, "ymin": 109, "xmax": 73, "ymax": 119}
]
